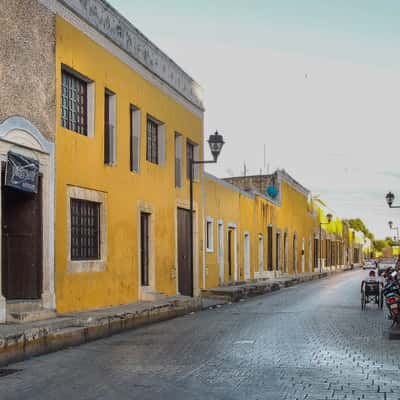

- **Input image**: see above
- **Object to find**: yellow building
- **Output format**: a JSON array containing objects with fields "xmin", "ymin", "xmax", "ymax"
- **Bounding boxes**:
[
  {"xmin": 0, "ymin": 0, "xmax": 371, "ymax": 322},
  {"xmin": 203, "ymin": 170, "xmax": 321, "ymax": 289},
  {"xmin": 52, "ymin": 1, "xmax": 205, "ymax": 313}
]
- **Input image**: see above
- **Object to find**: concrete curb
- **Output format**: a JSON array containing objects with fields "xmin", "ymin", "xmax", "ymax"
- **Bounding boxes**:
[{"xmin": 0, "ymin": 297, "xmax": 203, "ymax": 368}]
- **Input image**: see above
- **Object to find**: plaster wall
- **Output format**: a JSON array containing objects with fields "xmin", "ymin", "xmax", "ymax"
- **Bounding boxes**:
[{"xmin": 0, "ymin": 0, "xmax": 56, "ymax": 140}]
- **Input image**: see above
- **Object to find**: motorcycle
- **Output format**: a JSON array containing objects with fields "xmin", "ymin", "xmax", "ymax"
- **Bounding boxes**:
[{"xmin": 382, "ymin": 271, "xmax": 400, "ymax": 326}]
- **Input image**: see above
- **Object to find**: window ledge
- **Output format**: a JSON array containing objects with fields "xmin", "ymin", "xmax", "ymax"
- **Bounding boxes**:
[{"xmin": 67, "ymin": 259, "xmax": 106, "ymax": 274}]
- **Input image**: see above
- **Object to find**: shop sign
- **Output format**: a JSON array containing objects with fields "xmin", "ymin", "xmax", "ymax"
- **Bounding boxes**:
[{"xmin": 5, "ymin": 151, "xmax": 39, "ymax": 193}]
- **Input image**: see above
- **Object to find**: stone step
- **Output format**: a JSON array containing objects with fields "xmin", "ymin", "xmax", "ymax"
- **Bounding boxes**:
[
  {"xmin": 6, "ymin": 300, "xmax": 42, "ymax": 313},
  {"xmin": 7, "ymin": 309, "xmax": 57, "ymax": 324}
]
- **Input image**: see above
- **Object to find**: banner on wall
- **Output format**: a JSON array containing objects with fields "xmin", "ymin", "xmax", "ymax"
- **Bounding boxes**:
[{"xmin": 5, "ymin": 151, "xmax": 39, "ymax": 193}]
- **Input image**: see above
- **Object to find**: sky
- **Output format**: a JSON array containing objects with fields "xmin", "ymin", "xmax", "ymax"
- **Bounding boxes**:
[{"xmin": 109, "ymin": 0, "xmax": 400, "ymax": 239}]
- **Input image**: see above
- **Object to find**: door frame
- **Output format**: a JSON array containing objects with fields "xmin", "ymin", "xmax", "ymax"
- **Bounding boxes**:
[
  {"xmin": 227, "ymin": 223, "xmax": 238, "ymax": 281},
  {"xmin": 175, "ymin": 200, "xmax": 199, "ymax": 296},
  {"xmin": 217, "ymin": 220, "xmax": 224, "ymax": 285},
  {"xmin": 0, "ymin": 117, "xmax": 55, "ymax": 322},
  {"xmin": 2, "ymin": 172, "xmax": 43, "ymax": 300},
  {"xmin": 137, "ymin": 202, "xmax": 155, "ymax": 300}
]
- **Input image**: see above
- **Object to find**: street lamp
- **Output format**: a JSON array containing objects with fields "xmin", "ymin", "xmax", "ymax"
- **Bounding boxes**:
[
  {"xmin": 386, "ymin": 192, "xmax": 400, "ymax": 208},
  {"xmin": 189, "ymin": 131, "xmax": 224, "ymax": 295},
  {"xmin": 319, "ymin": 213, "xmax": 332, "ymax": 273},
  {"xmin": 389, "ymin": 221, "xmax": 400, "ymax": 243}
]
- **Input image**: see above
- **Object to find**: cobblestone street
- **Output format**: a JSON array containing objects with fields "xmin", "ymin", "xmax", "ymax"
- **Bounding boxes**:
[{"xmin": 1, "ymin": 270, "xmax": 399, "ymax": 400}]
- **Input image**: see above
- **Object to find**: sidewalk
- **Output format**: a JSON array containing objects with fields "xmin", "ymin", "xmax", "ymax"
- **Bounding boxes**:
[
  {"xmin": 0, "ymin": 296, "xmax": 212, "ymax": 368},
  {"xmin": 201, "ymin": 268, "xmax": 354, "ymax": 302},
  {"xmin": 0, "ymin": 267, "xmax": 355, "ymax": 368}
]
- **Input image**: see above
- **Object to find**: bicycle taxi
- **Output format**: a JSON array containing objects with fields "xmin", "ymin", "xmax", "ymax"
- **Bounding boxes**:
[{"xmin": 361, "ymin": 270, "xmax": 382, "ymax": 310}]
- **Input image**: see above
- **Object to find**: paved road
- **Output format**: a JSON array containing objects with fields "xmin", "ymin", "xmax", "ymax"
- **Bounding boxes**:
[{"xmin": 1, "ymin": 270, "xmax": 399, "ymax": 400}]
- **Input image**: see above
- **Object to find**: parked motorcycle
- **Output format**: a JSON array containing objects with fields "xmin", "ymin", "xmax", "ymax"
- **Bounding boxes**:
[{"xmin": 382, "ymin": 272, "xmax": 400, "ymax": 326}]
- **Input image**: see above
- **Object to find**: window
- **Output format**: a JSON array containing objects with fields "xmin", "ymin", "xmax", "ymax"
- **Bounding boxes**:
[
  {"xmin": 206, "ymin": 218, "xmax": 214, "ymax": 252},
  {"xmin": 61, "ymin": 70, "xmax": 88, "ymax": 135},
  {"xmin": 146, "ymin": 118, "xmax": 159, "ymax": 164},
  {"xmin": 70, "ymin": 199, "xmax": 100, "ymax": 260},
  {"xmin": 175, "ymin": 134, "xmax": 183, "ymax": 187},
  {"xmin": 104, "ymin": 90, "xmax": 116, "ymax": 165},
  {"xmin": 130, "ymin": 105, "xmax": 141, "ymax": 172},
  {"xmin": 187, "ymin": 141, "xmax": 194, "ymax": 179},
  {"xmin": 186, "ymin": 140, "xmax": 199, "ymax": 180}
]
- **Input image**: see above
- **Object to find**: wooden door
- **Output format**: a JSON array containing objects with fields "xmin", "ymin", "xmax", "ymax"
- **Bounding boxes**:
[
  {"xmin": 2, "ymin": 178, "xmax": 42, "ymax": 299},
  {"xmin": 140, "ymin": 212, "xmax": 150, "ymax": 287},
  {"xmin": 177, "ymin": 208, "xmax": 192, "ymax": 297}
]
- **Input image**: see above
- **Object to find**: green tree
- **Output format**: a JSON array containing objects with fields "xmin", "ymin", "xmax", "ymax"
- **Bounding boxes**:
[
  {"xmin": 373, "ymin": 240, "xmax": 388, "ymax": 252},
  {"xmin": 348, "ymin": 218, "xmax": 375, "ymax": 241}
]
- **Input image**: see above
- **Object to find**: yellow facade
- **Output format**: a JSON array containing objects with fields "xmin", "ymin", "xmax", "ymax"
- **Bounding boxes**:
[
  {"xmin": 203, "ymin": 172, "xmax": 318, "ymax": 289},
  {"xmin": 55, "ymin": 17, "xmax": 204, "ymax": 313},
  {"xmin": 53, "ymin": 12, "xmax": 368, "ymax": 315}
]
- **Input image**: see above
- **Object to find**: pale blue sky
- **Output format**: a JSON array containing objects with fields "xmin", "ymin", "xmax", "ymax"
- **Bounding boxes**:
[{"xmin": 109, "ymin": 0, "xmax": 400, "ymax": 239}]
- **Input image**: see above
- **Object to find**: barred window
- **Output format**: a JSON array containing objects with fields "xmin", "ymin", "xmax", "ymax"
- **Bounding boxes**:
[
  {"xmin": 61, "ymin": 71, "xmax": 87, "ymax": 135},
  {"xmin": 146, "ymin": 118, "xmax": 158, "ymax": 164},
  {"xmin": 71, "ymin": 199, "xmax": 100, "ymax": 260}
]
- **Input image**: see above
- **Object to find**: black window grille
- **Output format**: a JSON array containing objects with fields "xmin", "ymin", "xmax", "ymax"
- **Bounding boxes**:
[
  {"xmin": 71, "ymin": 199, "xmax": 100, "ymax": 260},
  {"xmin": 61, "ymin": 70, "xmax": 88, "ymax": 135},
  {"xmin": 146, "ymin": 118, "xmax": 158, "ymax": 164}
]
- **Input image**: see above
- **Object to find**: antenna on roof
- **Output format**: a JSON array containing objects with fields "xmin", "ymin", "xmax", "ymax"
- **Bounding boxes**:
[{"xmin": 263, "ymin": 144, "xmax": 266, "ymax": 174}]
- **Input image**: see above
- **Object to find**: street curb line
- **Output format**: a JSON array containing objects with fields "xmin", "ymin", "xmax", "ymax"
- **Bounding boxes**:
[{"xmin": 0, "ymin": 298, "xmax": 203, "ymax": 368}]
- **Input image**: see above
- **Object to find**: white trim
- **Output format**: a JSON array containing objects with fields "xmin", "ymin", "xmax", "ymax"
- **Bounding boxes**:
[
  {"xmin": 0, "ymin": 117, "xmax": 55, "ymax": 321},
  {"xmin": 39, "ymin": 0, "xmax": 204, "ymax": 117},
  {"xmin": 206, "ymin": 217, "xmax": 214, "ymax": 253},
  {"xmin": 130, "ymin": 106, "xmax": 141, "ymax": 173},
  {"xmin": 137, "ymin": 202, "xmax": 156, "ymax": 299},
  {"xmin": 105, "ymin": 90, "xmax": 117, "ymax": 165},
  {"xmin": 217, "ymin": 220, "xmax": 224, "ymax": 285},
  {"xmin": 174, "ymin": 133, "xmax": 183, "ymax": 188},
  {"xmin": 227, "ymin": 223, "xmax": 238, "ymax": 281}
]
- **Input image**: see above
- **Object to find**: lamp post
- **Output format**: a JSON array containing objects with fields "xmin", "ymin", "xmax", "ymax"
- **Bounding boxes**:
[
  {"xmin": 388, "ymin": 221, "xmax": 400, "ymax": 247},
  {"xmin": 189, "ymin": 131, "xmax": 224, "ymax": 296},
  {"xmin": 386, "ymin": 192, "xmax": 400, "ymax": 208},
  {"xmin": 319, "ymin": 213, "xmax": 332, "ymax": 273},
  {"xmin": 389, "ymin": 221, "xmax": 400, "ymax": 241}
]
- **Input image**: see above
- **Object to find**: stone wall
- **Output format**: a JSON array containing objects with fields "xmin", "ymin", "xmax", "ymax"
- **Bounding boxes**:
[
  {"xmin": 0, "ymin": 0, "xmax": 55, "ymax": 141},
  {"xmin": 224, "ymin": 174, "xmax": 278, "ymax": 194}
]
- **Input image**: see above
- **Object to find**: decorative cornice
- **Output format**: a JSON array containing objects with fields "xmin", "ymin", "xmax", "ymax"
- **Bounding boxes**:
[{"xmin": 54, "ymin": 0, "xmax": 204, "ymax": 110}]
